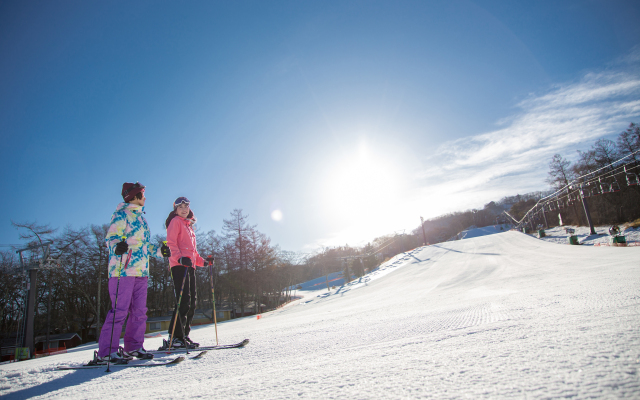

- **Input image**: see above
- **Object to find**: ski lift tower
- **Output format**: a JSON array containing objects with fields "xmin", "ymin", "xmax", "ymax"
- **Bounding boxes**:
[{"xmin": 15, "ymin": 241, "xmax": 58, "ymax": 359}]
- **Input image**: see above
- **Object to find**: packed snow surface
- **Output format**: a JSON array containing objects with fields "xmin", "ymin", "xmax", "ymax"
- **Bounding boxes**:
[
  {"xmin": 450, "ymin": 224, "xmax": 512, "ymax": 241},
  {"xmin": 1, "ymin": 231, "xmax": 639, "ymax": 399}
]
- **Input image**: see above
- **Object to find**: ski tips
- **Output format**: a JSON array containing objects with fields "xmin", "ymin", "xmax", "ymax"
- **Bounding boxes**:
[{"xmin": 190, "ymin": 351, "xmax": 208, "ymax": 359}]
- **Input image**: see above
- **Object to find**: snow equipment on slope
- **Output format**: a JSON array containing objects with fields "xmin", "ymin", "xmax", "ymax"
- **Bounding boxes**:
[
  {"xmin": 207, "ymin": 255, "xmax": 219, "ymax": 345},
  {"xmin": 124, "ymin": 347, "xmax": 154, "ymax": 360},
  {"xmin": 168, "ymin": 264, "xmax": 190, "ymax": 353},
  {"xmin": 190, "ymin": 350, "xmax": 208, "ymax": 359},
  {"xmin": 185, "ymin": 336, "xmax": 199, "ymax": 348},
  {"xmin": 157, "ymin": 337, "xmax": 189, "ymax": 351},
  {"xmin": 152, "ymin": 339, "xmax": 249, "ymax": 354},
  {"xmin": 58, "ymin": 356, "xmax": 184, "ymax": 370},
  {"xmin": 86, "ymin": 349, "xmax": 128, "ymax": 366}
]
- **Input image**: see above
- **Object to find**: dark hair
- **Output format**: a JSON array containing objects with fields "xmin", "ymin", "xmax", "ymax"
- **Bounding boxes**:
[
  {"xmin": 165, "ymin": 209, "xmax": 194, "ymax": 229},
  {"xmin": 125, "ymin": 191, "xmax": 144, "ymax": 203}
]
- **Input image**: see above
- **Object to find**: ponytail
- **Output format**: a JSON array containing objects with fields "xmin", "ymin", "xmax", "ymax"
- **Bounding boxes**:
[{"xmin": 165, "ymin": 210, "xmax": 177, "ymax": 229}]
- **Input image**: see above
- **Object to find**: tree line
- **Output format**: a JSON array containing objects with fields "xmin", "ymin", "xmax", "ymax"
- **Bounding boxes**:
[
  {"xmin": 1, "ymin": 208, "xmax": 421, "ymax": 345},
  {"xmin": 0, "ymin": 210, "xmax": 306, "ymax": 344},
  {"xmin": 542, "ymin": 122, "xmax": 640, "ymax": 227}
]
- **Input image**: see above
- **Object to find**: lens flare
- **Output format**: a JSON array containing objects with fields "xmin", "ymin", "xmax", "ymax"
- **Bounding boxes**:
[{"xmin": 271, "ymin": 209, "xmax": 283, "ymax": 221}]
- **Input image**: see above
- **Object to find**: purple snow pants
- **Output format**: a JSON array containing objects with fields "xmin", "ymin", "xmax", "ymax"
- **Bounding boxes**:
[{"xmin": 98, "ymin": 276, "xmax": 148, "ymax": 357}]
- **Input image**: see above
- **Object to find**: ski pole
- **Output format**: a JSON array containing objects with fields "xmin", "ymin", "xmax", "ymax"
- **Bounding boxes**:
[
  {"xmin": 207, "ymin": 255, "xmax": 218, "ymax": 345},
  {"xmin": 168, "ymin": 264, "xmax": 189, "ymax": 352},
  {"xmin": 107, "ymin": 238, "xmax": 132, "ymax": 372}
]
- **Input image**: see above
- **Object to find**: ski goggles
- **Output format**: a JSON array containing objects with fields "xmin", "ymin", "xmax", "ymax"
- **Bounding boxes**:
[{"xmin": 173, "ymin": 197, "xmax": 190, "ymax": 208}]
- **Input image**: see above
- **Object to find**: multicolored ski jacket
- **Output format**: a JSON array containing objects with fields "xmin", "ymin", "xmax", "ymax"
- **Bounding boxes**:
[
  {"xmin": 105, "ymin": 202, "xmax": 161, "ymax": 277},
  {"xmin": 166, "ymin": 215, "xmax": 205, "ymax": 268}
]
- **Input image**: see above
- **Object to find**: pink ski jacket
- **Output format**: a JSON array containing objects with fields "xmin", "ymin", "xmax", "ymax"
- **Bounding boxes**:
[{"xmin": 166, "ymin": 215, "xmax": 205, "ymax": 268}]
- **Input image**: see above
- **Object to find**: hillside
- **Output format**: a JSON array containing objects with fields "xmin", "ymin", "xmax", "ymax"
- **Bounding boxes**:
[{"xmin": 1, "ymin": 231, "xmax": 638, "ymax": 399}]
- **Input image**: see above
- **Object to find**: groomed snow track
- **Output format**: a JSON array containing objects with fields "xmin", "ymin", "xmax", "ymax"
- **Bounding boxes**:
[{"xmin": 1, "ymin": 231, "xmax": 638, "ymax": 399}]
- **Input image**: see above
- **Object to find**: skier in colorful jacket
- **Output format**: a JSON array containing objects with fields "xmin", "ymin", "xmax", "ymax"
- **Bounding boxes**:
[
  {"xmin": 163, "ymin": 196, "xmax": 211, "ymax": 350},
  {"xmin": 92, "ymin": 182, "xmax": 170, "ymax": 365}
]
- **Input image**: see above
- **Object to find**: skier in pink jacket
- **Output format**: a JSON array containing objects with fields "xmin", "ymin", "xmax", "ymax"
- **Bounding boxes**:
[{"xmin": 163, "ymin": 196, "xmax": 211, "ymax": 349}]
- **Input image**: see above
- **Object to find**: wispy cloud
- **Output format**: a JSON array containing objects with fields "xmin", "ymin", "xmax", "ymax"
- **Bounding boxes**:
[{"xmin": 417, "ymin": 55, "xmax": 640, "ymax": 209}]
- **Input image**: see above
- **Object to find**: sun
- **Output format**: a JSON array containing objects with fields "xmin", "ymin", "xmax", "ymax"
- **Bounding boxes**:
[{"xmin": 321, "ymin": 143, "xmax": 400, "ymax": 223}]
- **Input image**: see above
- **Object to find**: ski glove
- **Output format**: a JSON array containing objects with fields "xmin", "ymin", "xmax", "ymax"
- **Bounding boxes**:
[
  {"xmin": 206, "ymin": 255, "xmax": 215, "ymax": 267},
  {"xmin": 178, "ymin": 257, "xmax": 192, "ymax": 267},
  {"xmin": 161, "ymin": 243, "xmax": 171, "ymax": 258},
  {"xmin": 115, "ymin": 240, "xmax": 129, "ymax": 256}
]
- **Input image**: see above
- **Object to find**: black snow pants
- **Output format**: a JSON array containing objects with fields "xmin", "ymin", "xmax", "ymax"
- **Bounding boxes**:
[{"xmin": 168, "ymin": 265, "xmax": 197, "ymax": 340}]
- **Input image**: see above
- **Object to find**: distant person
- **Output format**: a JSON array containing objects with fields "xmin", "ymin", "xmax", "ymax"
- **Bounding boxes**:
[
  {"xmin": 162, "ymin": 196, "xmax": 211, "ymax": 349},
  {"xmin": 89, "ymin": 182, "xmax": 171, "ymax": 365}
]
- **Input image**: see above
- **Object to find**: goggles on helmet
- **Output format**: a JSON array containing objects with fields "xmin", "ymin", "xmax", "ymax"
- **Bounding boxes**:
[{"xmin": 173, "ymin": 197, "xmax": 190, "ymax": 208}]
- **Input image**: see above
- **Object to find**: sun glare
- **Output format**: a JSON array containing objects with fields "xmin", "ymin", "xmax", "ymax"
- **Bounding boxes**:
[
  {"xmin": 271, "ymin": 209, "xmax": 283, "ymax": 222},
  {"xmin": 322, "ymin": 143, "xmax": 401, "ymax": 225}
]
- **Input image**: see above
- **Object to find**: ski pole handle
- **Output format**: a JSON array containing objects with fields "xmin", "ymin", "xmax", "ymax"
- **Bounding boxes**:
[{"xmin": 161, "ymin": 241, "xmax": 171, "ymax": 258}]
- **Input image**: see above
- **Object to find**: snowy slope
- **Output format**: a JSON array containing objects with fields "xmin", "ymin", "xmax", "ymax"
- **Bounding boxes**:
[
  {"xmin": 450, "ymin": 224, "xmax": 512, "ymax": 241},
  {"xmin": 1, "ymin": 231, "xmax": 639, "ymax": 399}
]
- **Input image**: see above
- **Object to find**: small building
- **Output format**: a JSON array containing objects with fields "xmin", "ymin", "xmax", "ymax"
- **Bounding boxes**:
[
  {"xmin": 0, "ymin": 333, "xmax": 81, "ymax": 361},
  {"xmin": 35, "ymin": 333, "xmax": 82, "ymax": 353},
  {"xmin": 146, "ymin": 315, "xmax": 172, "ymax": 334},
  {"xmin": 0, "ymin": 336, "xmax": 20, "ymax": 362}
]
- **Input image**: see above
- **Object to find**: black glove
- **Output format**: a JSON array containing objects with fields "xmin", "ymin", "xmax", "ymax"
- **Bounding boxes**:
[
  {"xmin": 115, "ymin": 240, "xmax": 128, "ymax": 256},
  {"xmin": 206, "ymin": 255, "xmax": 215, "ymax": 266},
  {"xmin": 161, "ymin": 243, "xmax": 171, "ymax": 258},
  {"xmin": 178, "ymin": 257, "xmax": 192, "ymax": 267}
]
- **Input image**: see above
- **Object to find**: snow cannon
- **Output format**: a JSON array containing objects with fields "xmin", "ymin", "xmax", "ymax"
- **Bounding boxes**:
[
  {"xmin": 608, "ymin": 225, "xmax": 626, "ymax": 246},
  {"xmin": 563, "ymin": 227, "xmax": 579, "ymax": 245}
]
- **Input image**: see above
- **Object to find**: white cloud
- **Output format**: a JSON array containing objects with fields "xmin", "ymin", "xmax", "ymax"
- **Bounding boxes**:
[{"xmin": 416, "ymin": 59, "xmax": 640, "ymax": 214}]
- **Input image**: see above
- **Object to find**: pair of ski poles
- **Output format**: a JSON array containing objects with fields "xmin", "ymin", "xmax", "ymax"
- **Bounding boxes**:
[{"xmin": 167, "ymin": 244, "xmax": 219, "ymax": 349}]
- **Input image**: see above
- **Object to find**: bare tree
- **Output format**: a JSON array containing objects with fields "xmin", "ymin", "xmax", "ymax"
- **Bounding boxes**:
[
  {"xmin": 592, "ymin": 138, "xmax": 619, "ymax": 170},
  {"xmin": 616, "ymin": 123, "xmax": 640, "ymax": 163},
  {"xmin": 222, "ymin": 209, "xmax": 254, "ymax": 317},
  {"xmin": 546, "ymin": 154, "xmax": 574, "ymax": 190}
]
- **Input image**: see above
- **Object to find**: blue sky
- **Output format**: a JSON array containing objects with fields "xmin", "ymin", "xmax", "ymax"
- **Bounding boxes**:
[{"xmin": 1, "ymin": 0, "xmax": 639, "ymax": 252}]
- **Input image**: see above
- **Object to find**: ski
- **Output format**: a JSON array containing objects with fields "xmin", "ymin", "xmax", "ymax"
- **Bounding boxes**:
[
  {"xmin": 152, "ymin": 338, "xmax": 249, "ymax": 354},
  {"xmin": 190, "ymin": 350, "xmax": 208, "ymax": 359},
  {"xmin": 56, "ymin": 356, "xmax": 185, "ymax": 370}
]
